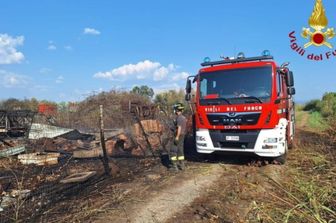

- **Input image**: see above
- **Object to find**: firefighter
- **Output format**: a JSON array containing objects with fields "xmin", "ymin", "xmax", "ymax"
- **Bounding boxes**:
[{"xmin": 169, "ymin": 102, "xmax": 187, "ymax": 171}]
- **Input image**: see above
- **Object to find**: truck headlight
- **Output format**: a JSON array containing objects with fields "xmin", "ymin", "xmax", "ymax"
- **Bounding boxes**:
[
  {"xmin": 196, "ymin": 136, "xmax": 206, "ymax": 141},
  {"xmin": 263, "ymin": 138, "xmax": 278, "ymax": 143}
]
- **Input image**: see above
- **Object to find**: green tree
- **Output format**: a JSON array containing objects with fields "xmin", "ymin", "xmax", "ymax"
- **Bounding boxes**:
[
  {"xmin": 154, "ymin": 89, "xmax": 190, "ymax": 114},
  {"xmin": 58, "ymin": 102, "xmax": 68, "ymax": 112},
  {"xmin": 27, "ymin": 98, "xmax": 39, "ymax": 111},
  {"xmin": 303, "ymin": 92, "xmax": 336, "ymax": 119},
  {"xmin": 131, "ymin": 85, "xmax": 154, "ymax": 98},
  {"xmin": 0, "ymin": 98, "xmax": 40, "ymax": 111},
  {"xmin": 320, "ymin": 92, "xmax": 336, "ymax": 118},
  {"xmin": 0, "ymin": 98, "xmax": 23, "ymax": 110},
  {"xmin": 303, "ymin": 99, "xmax": 321, "ymax": 112}
]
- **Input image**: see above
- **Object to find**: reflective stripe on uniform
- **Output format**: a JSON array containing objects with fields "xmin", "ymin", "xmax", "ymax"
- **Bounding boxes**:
[
  {"xmin": 177, "ymin": 156, "xmax": 185, "ymax": 160},
  {"xmin": 171, "ymin": 156, "xmax": 178, "ymax": 161}
]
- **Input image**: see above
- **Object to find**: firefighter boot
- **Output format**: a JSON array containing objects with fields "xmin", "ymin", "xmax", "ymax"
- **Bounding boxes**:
[
  {"xmin": 168, "ymin": 161, "xmax": 178, "ymax": 172},
  {"xmin": 177, "ymin": 160, "xmax": 185, "ymax": 170}
]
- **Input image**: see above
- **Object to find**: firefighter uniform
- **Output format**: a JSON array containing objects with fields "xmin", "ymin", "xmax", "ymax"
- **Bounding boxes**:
[{"xmin": 170, "ymin": 103, "xmax": 187, "ymax": 171}]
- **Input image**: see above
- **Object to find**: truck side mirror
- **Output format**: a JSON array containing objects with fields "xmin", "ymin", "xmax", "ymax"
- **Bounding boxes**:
[
  {"xmin": 186, "ymin": 79, "xmax": 192, "ymax": 94},
  {"xmin": 286, "ymin": 71, "xmax": 294, "ymax": 87},
  {"xmin": 192, "ymin": 75, "xmax": 198, "ymax": 83},
  {"xmin": 287, "ymin": 87, "xmax": 296, "ymax": 95}
]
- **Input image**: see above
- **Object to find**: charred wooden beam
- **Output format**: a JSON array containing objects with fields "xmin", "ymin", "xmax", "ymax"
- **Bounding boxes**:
[{"xmin": 0, "ymin": 109, "xmax": 36, "ymax": 138}]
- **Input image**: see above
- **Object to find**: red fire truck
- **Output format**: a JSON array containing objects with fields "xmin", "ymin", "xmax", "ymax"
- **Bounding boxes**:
[{"xmin": 185, "ymin": 51, "xmax": 295, "ymax": 163}]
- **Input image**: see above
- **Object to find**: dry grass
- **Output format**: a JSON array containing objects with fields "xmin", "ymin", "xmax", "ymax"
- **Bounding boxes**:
[
  {"xmin": 0, "ymin": 162, "xmax": 29, "ymax": 223},
  {"xmin": 55, "ymin": 90, "xmax": 151, "ymax": 131},
  {"xmin": 251, "ymin": 128, "xmax": 336, "ymax": 223}
]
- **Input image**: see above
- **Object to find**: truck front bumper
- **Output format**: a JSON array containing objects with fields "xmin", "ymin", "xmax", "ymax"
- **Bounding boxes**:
[{"xmin": 196, "ymin": 119, "xmax": 288, "ymax": 158}]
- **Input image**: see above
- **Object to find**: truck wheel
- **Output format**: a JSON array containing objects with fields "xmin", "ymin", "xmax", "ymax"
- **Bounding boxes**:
[
  {"xmin": 274, "ymin": 153, "xmax": 287, "ymax": 164},
  {"xmin": 274, "ymin": 141, "xmax": 288, "ymax": 164}
]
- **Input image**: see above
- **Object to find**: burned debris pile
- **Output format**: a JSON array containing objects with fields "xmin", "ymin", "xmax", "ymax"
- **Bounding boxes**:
[
  {"xmin": 0, "ymin": 110, "xmax": 36, "ymax": 138},
  {"xmin": 0, "ymin": 96, "xmax": 175, "ymax": 222}
]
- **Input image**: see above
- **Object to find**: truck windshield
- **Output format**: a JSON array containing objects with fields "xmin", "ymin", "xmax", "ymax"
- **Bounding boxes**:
[{"xmin": 199, "ymin": 66, "xmax": 273, "ymax": 105}]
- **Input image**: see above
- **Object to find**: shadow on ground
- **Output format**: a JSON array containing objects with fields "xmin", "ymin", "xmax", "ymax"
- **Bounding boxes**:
[{"xmin": 183, "ymin": 134, "xmax": 263, "ymax": 165}]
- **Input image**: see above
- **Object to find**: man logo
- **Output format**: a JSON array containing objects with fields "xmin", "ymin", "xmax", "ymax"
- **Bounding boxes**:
[{"xmin": 228, "ymin": 112, "xmax": 236, "ymax": 117}]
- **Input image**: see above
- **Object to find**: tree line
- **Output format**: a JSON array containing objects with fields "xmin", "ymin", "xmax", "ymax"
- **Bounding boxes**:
[
  {"xmin": 0, "ymin": 86, "xmax": 190, "ymax": 130},
  {"xmin": 303, "ymin": 92, "xmax": 336, "ymax": 119},
  {"xmin": 0, "ymin": 85, "xmax": 189, "ymax": 113}
]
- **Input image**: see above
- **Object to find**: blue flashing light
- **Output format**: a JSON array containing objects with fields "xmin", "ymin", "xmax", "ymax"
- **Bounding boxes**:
[
  {"xmin": 237, "ymin": 52, "xmax": 245, "ymax": 59},
  {"xmin": 203, "ymin": 57, "xmax": 211, "ymax": 63},
  {"xmin": 262, "ymin": 50, "xmax": 271, "ymax": 57}
]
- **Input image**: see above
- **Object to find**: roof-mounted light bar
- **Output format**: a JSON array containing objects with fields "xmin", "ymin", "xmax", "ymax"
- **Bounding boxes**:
[
  {"xmin": 201, "ymin": 50, "xmax": 274, "ymax": 67},
  {"xmin": 201, "ymin": 55, "xmax": 274, "ymax": 67}
]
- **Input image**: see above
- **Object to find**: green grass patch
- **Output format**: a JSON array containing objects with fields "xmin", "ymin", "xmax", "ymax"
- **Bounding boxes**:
[{"xmin": 308, "ymin": 111, "xmax": 327, "ymax": 131}]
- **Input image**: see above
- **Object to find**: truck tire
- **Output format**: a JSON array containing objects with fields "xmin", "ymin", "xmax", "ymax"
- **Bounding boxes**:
[
  {"xmin": 192, "ymin": 114, "xmax": 196, "ymax": 138},
  {"xmin": 274, "ymin": 153, "xmax": 287, "ymax": 164}
]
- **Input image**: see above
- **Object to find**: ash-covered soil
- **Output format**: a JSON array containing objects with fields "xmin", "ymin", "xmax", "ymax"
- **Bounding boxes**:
[{"xmin": 2, "ymin": 125, "xmax": 335, "ymax": 223}]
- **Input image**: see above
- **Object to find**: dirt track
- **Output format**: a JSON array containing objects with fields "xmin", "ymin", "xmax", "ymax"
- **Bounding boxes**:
[
  {"xmin": 90, "ymin": 125, "xmax": 328, "ymax": 223},
  {"xmin": 94, "ymin": 163, "xmax": 224, "ymax": 223},
  {"xmin": 90, "ymin": 154, "xmax": 287, "ymax": 223}
]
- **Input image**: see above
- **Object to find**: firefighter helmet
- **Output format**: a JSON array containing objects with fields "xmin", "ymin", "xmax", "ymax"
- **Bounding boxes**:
[{"xmin": 173, "ymin": 103, "xmax": 184, "ymax": 112}]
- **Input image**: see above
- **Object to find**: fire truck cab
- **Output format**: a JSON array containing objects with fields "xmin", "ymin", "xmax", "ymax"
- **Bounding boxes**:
[{"xmin": 185, "ymin": 51, "xmax": 295, "ymax": 163}]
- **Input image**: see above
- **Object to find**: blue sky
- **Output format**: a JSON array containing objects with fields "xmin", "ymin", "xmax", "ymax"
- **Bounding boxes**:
[{"xmin": 0, "ymin": 0, "xmax": 335, "ymax": 102}]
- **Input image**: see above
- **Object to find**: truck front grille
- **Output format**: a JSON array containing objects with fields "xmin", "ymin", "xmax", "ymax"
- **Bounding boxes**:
[{"xmin": 207, "ymin": 112, "xmax": 261, "ymax": 126}]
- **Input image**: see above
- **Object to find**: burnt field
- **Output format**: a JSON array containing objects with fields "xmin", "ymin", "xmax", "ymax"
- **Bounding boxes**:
[
  {"xmin": 1, "ymin": 155, "xmax": 163, "ymax": 222},
  {"xmin": 1, "ymin": 93, "xmax": 176, "ymax": 222},
  {"xmin": 1, "ymin": 127, "xmax": 335, "ymax": 223}
]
